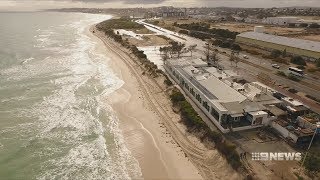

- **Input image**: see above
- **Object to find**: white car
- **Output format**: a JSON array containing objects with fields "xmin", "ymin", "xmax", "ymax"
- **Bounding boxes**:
[
  {"xmin": 272, "ymin": 64, "xmax": 280, "ymax": 69},
  {"xmin": 243, "ymin": 55, "xmax": 249, "ymax": 59}
]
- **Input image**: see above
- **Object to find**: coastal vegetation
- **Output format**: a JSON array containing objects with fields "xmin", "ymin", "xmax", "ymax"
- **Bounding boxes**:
[
  {"xmin": 303, "ymin": 151, "xmax": 320, "ymax": 175},
  {"xmin": 174, "ymin": 22, "xmax": 239, "ymax": 40},
  {"xmin": 160, "ymin": 41, "xmax": 186, "ymax": 59},
  {"xmin": 97, "ymin": 17, "xmax": 144, "ymax": 30},
  {"xmin": 169, "ymin": 89, "xmax": 242, "ymax": 170},
  {"xmin": 291, "ymin": 56, "xmax": 306, "ymax": 66},
  {"xmin": 97, "ymin": 18, "xmax": 161, "ymax": 76}
]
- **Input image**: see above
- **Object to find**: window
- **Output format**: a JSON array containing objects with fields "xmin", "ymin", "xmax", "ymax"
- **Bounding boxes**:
[
  {"xmin": 254, "ymin": 117, "xmax": 263, "ymax": 125},
  {"xmin": 288, "ymin": 67, "xmax": 304, "ymax": 76},
  {"xmin": 210, "ymin": 107, "xmax": 220, "ymax": 121},
  {"xmin": 221, "ymin": 114, "xmax": 227, "ymax": 123},
  {"xmin": 203, "ymin": 101, "xmax": 210, "ymax": 112}
]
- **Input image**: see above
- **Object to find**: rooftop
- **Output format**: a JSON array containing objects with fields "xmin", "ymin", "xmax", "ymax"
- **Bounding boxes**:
[
  {"xmin": 282, "ymin": 97, "xmax": 304, "ymax": 107},
  {"xmin": 198, "ymin": 75, "xmax": 247, "ymax": 103},
  {"xmin": 237, "ymin": 32, "xmax": 320, "ymax": 53}
]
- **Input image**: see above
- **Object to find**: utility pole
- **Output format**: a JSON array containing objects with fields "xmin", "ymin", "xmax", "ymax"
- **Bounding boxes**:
[{"xmin": 300, "ymin": 122, "xmax": 320, "ymax": 173}]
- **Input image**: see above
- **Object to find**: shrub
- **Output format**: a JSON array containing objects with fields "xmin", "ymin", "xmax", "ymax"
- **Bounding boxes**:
[
  {"xmin": 300, "ymin": 23, "xmax": 308, "ymax": 28},
  {"xmin": 231, "ymin": 44, "xmax": 242, "ymax": 51},
  {"xmin": 175, "ymin": 22, "xmax": 239, "ymax": 39},
  {"xmin": 169, "ymin": 90, "xmax": 185, "ymax": 105},
  {"xmin": 296, "ymin": 65, "xmax": 305, "ymax": 70},
  {"xmin": 288, "ymin": 88, "xmax": 298, "ymax": 94},
  {"xmin": 288, "ymin": 23, "xmax": 296, "ymax": 28},
  {"xmin": 309, "ymin": 23, "xmax": 320, "ymax": 29},
  {"xmin": 303, "ymin": 153, "xmax": 320, "ymax": 172},
  {"xmin": 164, "ymin": 79, "xmax": 173, "ymax": 86},
  {"xmin": 316, "ymin": 59, "xmax": 320, "ymax": 67},
  {"xmin": 168, "ymin": 89, "xmax": 243, "ymax": 170},
  {"xmin": 306, "ymin": 94, "xmax": 320, "ymax": 103},
  {"xmin": 273, "ymin": 58, "xmax": 289, "ymax": 65},
  {"xmin": 220, "ymin": 42, "xmax": 231, "ymax": 48},
  {"xmin": 277, "ymin": 71, "xmax": 287, "ymax": 77},
  {"xmin": 291, "ymin": 56, "xmax": 306, "ymax": 66},
  {"xmin": 307, "ymin": 68, "xmax": 318, "ymax": 73},
  {"xmin": 245, "ymin": 49, "xmax": 260, "ymax": 55},
  {"xmin": 271, "ymin": 50, "xmax": 282, "ymax": 58},
  {"xmin": 288, "ymin": 74, "xmax": 301, "ymax": 82},
  {"xmin": 179, "ymin": 29, "xmax": 189, "ymax": 35},
  {"xmin": 97, "ymin": 18, "xmax": 144, "ymax": 31}
]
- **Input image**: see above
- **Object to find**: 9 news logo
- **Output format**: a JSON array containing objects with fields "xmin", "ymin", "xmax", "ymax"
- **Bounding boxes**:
[{"xmin": 251, "ymin": 152, "xmax": 302, "ymax": 161}]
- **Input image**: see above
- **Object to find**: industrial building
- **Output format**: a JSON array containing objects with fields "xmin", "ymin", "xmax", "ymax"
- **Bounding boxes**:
[
  {"xmin": 262, "ymin": 17, "xmax": 300, "ymax": 25},
  {"xmin": 164, "ymin": 58, "xmax": 281, "ymax": 133},
  {"xmin": 236, "ymin": 30, "xmax": 320, "ymax": 60}
]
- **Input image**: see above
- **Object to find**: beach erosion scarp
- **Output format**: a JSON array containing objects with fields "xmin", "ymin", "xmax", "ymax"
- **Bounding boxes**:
[{"xmin": 89, "ymin": 25, "xmax": 203, "ymax": 179}]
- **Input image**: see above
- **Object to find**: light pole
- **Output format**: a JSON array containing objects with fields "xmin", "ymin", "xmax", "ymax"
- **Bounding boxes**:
[{"xmin": 300, "ymin": 122, "xmax": 320, "ymax": 170}]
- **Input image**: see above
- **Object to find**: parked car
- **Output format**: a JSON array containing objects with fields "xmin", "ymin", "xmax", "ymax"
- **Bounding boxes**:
[
  {"xmin": 272, "ymin": 64, "xmax": 280, "ymax": 69},
  {"xmin": 243, "ymin": 55, "xmax": 249, "ymax": 59}
]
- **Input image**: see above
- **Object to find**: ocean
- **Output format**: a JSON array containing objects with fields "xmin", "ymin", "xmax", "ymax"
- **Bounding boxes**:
[{"xmin": 0, "ymin": 12, "xmax": 141, "ymax": 179}]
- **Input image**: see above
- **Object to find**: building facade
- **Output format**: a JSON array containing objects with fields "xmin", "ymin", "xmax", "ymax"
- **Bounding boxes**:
[
  {"xmin": 236, "ymin": 31, "xmax": 320, "ymax": 60},
  {"xmin": 164, "ymin": 58, "xmax": 280, "ymax": 133},
  {"xmin": 262, "ymin": 17, "xmax": 299, "ymax": 26}
]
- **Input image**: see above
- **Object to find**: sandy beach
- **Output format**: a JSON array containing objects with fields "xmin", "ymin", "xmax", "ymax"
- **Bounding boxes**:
[{"xmin": 89, "ymin": 26, "xmax": 202, "ymax": 179}]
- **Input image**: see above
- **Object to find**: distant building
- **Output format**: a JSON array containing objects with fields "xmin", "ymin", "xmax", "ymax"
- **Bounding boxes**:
[
  {"xmin": 190, "ymin": 15, "xmax": 221, "ymax": 21},
  {"xmin": 236, "ymin": 31, "xmax": 320, "ymax": 60},
  {"xmin": 262, "ymin": 17, "xmax": 300, "ymax": 26},
  {"xmin": 161, "ymin": 9, "xmax": 187, "ymax": 18},
  {"xmin": 244, "ymin": 17, "xmax": 262, "ymax": 24},
  {"xmin": 164, "ymin": 58, "xmax": 281, "ymax": 133}
]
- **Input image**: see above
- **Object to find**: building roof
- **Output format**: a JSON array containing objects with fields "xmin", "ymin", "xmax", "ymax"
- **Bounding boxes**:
[
  {"xmin": 203, "ymin": 67, "xmax": 239, "ymax": 80},
  {"xmin": 249, "ymin": 111, "xmax": 268, "ymax": 116},
  {"xmin": 198, "ymin": 76, "xmax": 247, "ymax": 103},
  {"xmin": 221, "ymin": 101, "xmax": 266, "ymax": 115},
  {"xmin": 266, "ymin": 105, "xmax": 287, "ymax": 117},
  {"xmin": 221, "ymin": 102, "xmax": 245, "ymax": 115},
  {"xmin": 282, "ymin": 97, "xmax": 304, "ymax": 107},
  {"xmin": 237, "ymin": 32, "xmax": 320, "ymax": 53},
  {"xmin": 179, "ymin": 65, "xmax": 247, "ymax": 103}
]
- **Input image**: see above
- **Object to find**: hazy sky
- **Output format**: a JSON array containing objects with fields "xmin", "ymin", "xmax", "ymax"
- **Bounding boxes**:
[{"xmin": 0, "ymin": 0, "xmax": 320, "ymax": 11}]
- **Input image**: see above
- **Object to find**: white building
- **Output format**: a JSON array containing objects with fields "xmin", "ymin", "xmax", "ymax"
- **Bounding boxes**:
[
  {"xmin": 262, "ymin": 17, "xmax": 300, "ymax": 26},
  {"xmin": 164, "ymin": 58, "xmax": 281, "ymax": 133}
]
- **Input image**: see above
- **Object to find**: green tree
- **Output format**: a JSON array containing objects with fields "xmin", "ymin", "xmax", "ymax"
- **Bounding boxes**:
[
  {"xmin": 231, "ymin": 44, "xmax": 242, "ymax": 51},
  {"xmin": 300, "ymin": 23, "xmax": 308, "ymax": 28},
  {"xmin": 316, "ymin": 59, "xmax": 320, "ymax": 68},
  {"xmin": 169, "ymin": 41, "xmax": 186, "ymax": 58},
  {"xmin": 304, "ymin": 153, "xmax": 320, "ymax": 172},
  {"xmin": 271, "ymin": 49, "xmax": 282, "ymax": 58},
  {"xmin": 179, "ymin": 29, "xmax": 189, "ymax": 35},
  {"xmin": 291, "ymin": 56, "xmax": 306, "ymax": 66},
  {"xmin": 188, "ymin": 44, "xmax": 197, "ymax": 57},
  {"xmin": 282, "ymin": 49, "xmax": 287, "ymax": 57},
  {"xmin": 309, "ymin": 23, "xmax": 320, "ymax": 28}
]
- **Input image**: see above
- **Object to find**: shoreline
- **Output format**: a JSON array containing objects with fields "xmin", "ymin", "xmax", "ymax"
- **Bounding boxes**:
[{"xmin": 89, "ymin": 25, "xmax": 203, "ymax": 179}]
